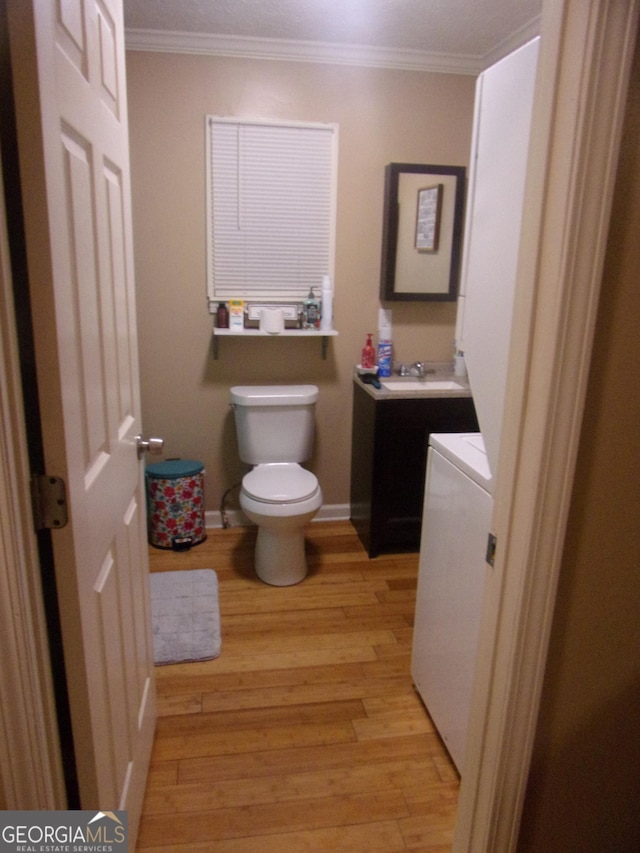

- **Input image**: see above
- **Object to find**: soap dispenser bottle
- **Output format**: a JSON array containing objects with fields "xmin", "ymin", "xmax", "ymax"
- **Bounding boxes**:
[
  {"xmin": 303, "ymin": 288, "xmax": 320, "ymax": 329},
  {"xmin": 361, "ymin": 333, "xmax": 375, "ymax": 369}
]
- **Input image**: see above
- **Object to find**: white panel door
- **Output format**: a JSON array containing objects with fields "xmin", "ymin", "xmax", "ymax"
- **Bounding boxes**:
[{"xmin": 7, "ymin": 0, "xmax": 155, "ymax": 842}]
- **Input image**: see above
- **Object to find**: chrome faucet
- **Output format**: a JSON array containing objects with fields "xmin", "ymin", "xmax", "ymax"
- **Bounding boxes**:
[{"xmin": 397, "ymin": 361, "xmax": 428, "ymax": 377}]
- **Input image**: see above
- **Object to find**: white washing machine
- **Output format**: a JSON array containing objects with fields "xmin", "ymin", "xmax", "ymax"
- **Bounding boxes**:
[{"xmin": 411, "ymin": 432, "xmax": 492, "ymax": 772}]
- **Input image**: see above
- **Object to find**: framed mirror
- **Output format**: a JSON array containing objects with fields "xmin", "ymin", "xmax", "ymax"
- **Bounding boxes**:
[{"xmin": 380, "ymin": 163, "xmax": 466, "ymax": 301}]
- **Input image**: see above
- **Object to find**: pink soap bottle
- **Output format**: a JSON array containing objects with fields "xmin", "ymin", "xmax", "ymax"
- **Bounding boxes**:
[{"xmin": 361, "ymin": 333, "xmax": 375, "ymax": 369}]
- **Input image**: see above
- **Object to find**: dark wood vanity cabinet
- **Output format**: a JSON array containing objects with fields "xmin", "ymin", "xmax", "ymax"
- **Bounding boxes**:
[{"xmin": 350, "ymin": 382, "xmax": 479, "ymax": 557}]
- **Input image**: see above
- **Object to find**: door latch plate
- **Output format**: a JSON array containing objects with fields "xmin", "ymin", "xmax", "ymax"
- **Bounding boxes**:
[{"xmin": 486, "ymin": 532, "xmax": 497, "ymax": 566}]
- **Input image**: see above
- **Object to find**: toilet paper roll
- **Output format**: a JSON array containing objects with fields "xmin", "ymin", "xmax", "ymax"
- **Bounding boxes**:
[{"xmin": 260, "ymin": 308, "xmax": 285, "ymax": 334}]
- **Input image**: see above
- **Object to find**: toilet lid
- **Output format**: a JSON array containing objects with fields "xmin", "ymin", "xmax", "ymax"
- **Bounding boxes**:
[{"xmin": 243, "ymin": 464, "xmax": 318, "ymax": 503}]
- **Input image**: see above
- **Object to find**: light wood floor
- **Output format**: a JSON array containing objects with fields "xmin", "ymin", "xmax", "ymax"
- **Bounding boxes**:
[{"xmin": 136, "ymin": 521, "xmax": 459, "ymax": 852}]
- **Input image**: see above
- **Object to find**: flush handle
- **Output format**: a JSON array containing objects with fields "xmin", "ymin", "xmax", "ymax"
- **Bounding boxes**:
[{"xmin": 136, "ymin": 434, "xmax": 164, "ymax": 460}]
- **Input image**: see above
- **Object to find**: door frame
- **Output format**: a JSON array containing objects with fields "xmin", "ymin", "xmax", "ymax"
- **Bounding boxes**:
[
  {"xmin": 455, "ymin": 1, "xmax": 639, "ymax": 850},
  {"xmin": 0, "ymin": 143, "xmax": 66, "ymax": 809},
  {"xmin": 1, "ymin": 0, "xmax": 637, "ymax": 843}
]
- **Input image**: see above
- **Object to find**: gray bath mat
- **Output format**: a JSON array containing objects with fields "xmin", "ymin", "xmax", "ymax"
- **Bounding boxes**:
[{"xmin": 149, "ymin": 569, "xmax": 221, "ymax": 665}]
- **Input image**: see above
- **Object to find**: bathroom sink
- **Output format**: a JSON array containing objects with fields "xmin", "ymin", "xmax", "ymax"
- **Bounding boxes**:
[{"xmin": 381, "ymin": 379, "xmax": 465, "ymax": 392}]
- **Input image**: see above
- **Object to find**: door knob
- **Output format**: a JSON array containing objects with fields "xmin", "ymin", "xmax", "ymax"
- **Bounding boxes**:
[{"xmin": 135, "ymin": 434, "xmax": 164, "ymax": 459}]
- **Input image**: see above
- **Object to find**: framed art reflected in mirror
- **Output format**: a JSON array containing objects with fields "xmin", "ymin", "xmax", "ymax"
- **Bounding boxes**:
[{"xmin": 380, "ymin": 163, "xmax": 466, "ymax": 301}]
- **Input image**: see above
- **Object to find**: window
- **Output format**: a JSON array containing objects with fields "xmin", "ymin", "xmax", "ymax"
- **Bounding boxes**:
[{"xmin": 206, "ymin": 117, "xmax": 338, "ymax": 310}]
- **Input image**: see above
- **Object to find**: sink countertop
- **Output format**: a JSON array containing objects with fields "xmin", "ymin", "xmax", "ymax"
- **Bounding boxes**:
[{"xmin": 353, "ymin": 361, "xmax": 472, "ymax": 400}]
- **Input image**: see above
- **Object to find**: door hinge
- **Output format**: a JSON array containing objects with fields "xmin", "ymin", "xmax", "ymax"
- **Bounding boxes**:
[
  {"xmin": 486, "ymin": 532, "xmax": 497, "ymax": 567},
  {"xmin": 31, "ymin": 474, "xmax": 68, "ymax": 531}
]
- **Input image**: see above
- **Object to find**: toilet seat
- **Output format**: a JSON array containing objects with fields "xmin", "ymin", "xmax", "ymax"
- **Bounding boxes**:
[{"xmin": 242, "ymin": 463, "xmax": 318, "ymax": 503}]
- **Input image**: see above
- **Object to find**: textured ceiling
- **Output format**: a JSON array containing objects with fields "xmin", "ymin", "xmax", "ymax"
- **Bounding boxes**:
[{"xmin": 124, "ymin": 0, "xmax": 541, "ymax": 62}]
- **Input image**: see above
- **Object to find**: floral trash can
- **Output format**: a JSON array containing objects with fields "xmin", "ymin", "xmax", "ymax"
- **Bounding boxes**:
[{"xmin": 146, "ymin": 459, "xmax": 206, "ymax": 550}]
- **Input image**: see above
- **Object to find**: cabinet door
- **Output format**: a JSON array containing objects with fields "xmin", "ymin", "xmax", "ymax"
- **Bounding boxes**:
[
  {"xmin": 350, "ymin": 385, "xmax": 376, "ymax": 552},
  {"xmin": 371, "ymin": 397, "xmax": 479, "ymax": 555},
  {"xmin": 460, "ymin": 39, "xmax": 539, "ymax": 477}
]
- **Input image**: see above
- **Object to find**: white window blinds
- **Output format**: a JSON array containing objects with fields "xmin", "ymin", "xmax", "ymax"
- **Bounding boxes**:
[{"xmin": 206, "ymin": 117, "xmax": 338, "ymax": 307}]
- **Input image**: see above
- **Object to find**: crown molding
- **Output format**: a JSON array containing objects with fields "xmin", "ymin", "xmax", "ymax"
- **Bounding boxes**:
[
  {"xmin": 482, "ymin": 16, "xmax": 541, "ymax": 67},
  {"xmin": 124, "ymin": 14, "xmax": 541, "ymax": 76},
  {"xmin": 124, "ymin": 28, "xmax": 485, "ymax": 75}
]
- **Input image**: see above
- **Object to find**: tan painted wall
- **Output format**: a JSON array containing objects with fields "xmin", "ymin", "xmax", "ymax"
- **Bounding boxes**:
[
  {"xmin": 126, "ymin": 51, "xmax": 475, "ymax": 513},
  {"xmin": 518, "ymin": 32, "xmax": 640, "ymax": 851}
]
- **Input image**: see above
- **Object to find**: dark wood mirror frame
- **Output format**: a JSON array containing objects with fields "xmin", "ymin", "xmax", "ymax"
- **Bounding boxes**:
[{"xmin": 380, "ymin": 163, "xmax": 466, "ymax": 302}]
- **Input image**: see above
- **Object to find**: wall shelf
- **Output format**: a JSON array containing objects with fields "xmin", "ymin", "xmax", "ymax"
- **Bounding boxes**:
[{"xmin": 212, "ymin": 328, "xmax": 338, "ymax": 359}]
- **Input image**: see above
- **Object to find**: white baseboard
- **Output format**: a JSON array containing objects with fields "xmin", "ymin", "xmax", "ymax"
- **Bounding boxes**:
[
  {"xmin": 205, "ymin": 503, "xmax": 351, "ymax": 529},
  {"xmin": 315, "ymin": 503, "xmax": 351, "ymax": 522}
]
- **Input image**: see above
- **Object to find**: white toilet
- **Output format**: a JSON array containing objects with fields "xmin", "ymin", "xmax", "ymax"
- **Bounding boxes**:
[{"xmin": 230, "ymin": 385, "xmax": 323, "ymax": 586}]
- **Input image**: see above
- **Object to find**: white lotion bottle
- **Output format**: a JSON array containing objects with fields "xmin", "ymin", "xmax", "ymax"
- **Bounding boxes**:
[{"xmin": 320, "ymin": 275, "xmax": 333, "ymax": 331}]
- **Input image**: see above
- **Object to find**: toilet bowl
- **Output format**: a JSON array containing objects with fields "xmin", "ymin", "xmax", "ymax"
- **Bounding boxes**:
[
  {"xmin": 240, "ymin": 463, "xmax": 322, "ymax": 585},
  {"xmin": 230, "ymin": 385, "xmax": 322, "ymax": 586}
]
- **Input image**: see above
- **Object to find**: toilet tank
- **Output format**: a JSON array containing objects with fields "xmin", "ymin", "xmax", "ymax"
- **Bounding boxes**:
[{"xmin": 230, "ymin": 385, "xmax": 319, "ymax": 464}]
